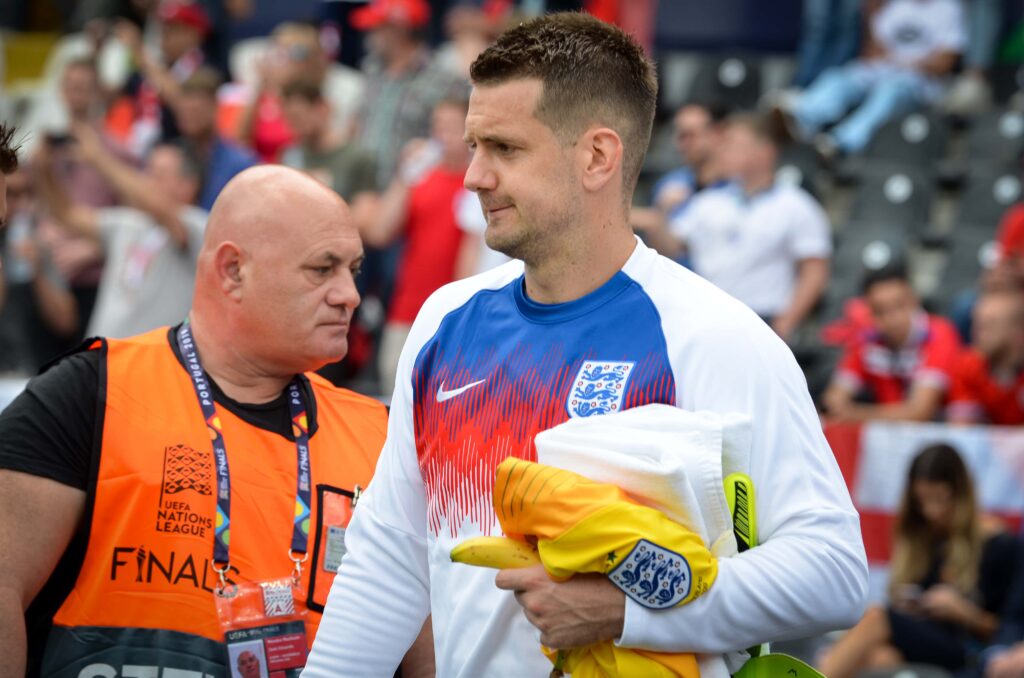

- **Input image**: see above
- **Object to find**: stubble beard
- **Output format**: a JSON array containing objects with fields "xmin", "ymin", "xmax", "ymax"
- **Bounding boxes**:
[{"xmin": 485, "ymin": 192, "xmax": 580, "ymax": 270}]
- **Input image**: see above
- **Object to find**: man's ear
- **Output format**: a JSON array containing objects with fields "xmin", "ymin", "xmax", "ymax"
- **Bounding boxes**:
[
  {"xmin": 579, "ymin": 126, "xmax": 624, "ymax": 194},
  {"xmin": 214, "ymin": 241, "xmax": 245, "ymax": 299}
]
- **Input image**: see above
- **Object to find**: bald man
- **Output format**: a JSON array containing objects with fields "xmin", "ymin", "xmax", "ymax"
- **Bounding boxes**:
[
  {"xmin": 0, "ymin": 167, "xmax": 391, "ymax": 676},
  {"xmin": 236, "ymin": 649, "xmax": 262, "ymax": 678}
]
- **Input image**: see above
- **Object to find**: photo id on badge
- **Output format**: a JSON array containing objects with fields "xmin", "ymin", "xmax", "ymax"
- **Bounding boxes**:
[{"xmin": 225, "ymin": 620, "xmax": 308, "ymax": 678}]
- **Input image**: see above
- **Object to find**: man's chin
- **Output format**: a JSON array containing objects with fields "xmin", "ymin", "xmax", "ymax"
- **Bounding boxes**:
[{"xmin": 484, "ymin": 223, "xmax": 524, "ymax": 260}]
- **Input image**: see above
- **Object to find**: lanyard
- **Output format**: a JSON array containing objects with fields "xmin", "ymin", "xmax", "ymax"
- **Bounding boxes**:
[{"xmin": 176, "ymin": 324, "xmax": 312, "ymax": 580}]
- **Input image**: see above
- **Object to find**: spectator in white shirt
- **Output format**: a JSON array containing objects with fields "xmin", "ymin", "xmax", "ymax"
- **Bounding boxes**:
[
  {"xmin": 780, "ymin": 0, "xmax": 966, "ymax": 157},
  {"xmin": 667, "ymin": 112, "xmax": 832, "ymax": 340}
]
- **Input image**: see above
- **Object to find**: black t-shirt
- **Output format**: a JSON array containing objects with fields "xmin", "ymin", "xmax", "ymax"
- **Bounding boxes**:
[
  {"xmin": 0, "ymin": 327, "xmax": 320, "ymax": 675},
  {"xmin": 917, "ymin": 532, "xmax": 1021, "ymax": 614}
]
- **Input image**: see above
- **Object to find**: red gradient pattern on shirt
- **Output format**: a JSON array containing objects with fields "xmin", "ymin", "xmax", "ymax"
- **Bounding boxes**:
[{"xmin": 413, "ymin": 343, "xmax": 675, "ymax": 537}]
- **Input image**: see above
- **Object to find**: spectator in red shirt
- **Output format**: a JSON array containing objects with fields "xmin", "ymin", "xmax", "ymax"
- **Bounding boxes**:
[
  {"xmin": 361, "ymin": 96, "xmax": 470, "ymax": 389},
  {"xmin": 113, "ymin": 2, "xmax": 211, "ymax": 155},
  {"xmin": 992, "ymin": 204, "xmax": 1024, "ymax": 288},
  {"xmin": 825, "ymin": 263, "xmax": 962, "ymax": 421},
  {"xmin": 947, "ymin": 289, "xmax": 1024, "ymax": 426},
  {"xmin": 950, "ymin": 203, "xmax": 1024, "ymax": 342}
]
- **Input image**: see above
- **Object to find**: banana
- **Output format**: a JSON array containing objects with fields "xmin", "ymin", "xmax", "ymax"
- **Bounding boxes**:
[{"xmin": 450, "ymin": 536, "xmax": 541, "ymax": 569}]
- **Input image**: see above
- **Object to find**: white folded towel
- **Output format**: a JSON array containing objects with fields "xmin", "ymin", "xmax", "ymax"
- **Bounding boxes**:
[{"xmin": 534, "ymin": 403, "xmax": 753, "ymax": 678}]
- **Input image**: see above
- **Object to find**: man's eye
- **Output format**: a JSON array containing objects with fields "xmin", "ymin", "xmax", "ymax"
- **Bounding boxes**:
[
  {"xmin": 351, "ymin": 266, "xmax": 363, "ymax": 278},
  {"xmin": 314, "ymin": 266, "xmax": 332, "ymax": 276}
]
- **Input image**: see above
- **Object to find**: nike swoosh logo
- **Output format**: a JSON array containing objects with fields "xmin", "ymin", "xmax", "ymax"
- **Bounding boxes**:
[{"xmin": 436, "ymin": 379, "xmax": 486, "ymax": 403}]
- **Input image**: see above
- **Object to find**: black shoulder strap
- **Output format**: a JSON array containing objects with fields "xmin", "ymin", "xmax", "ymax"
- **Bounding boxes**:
[{"xmin": 37, "ymin": 336, "xmax": 107, "ymax": 376}]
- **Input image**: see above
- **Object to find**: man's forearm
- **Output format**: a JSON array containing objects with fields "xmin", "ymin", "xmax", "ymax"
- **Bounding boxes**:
[
  {"xmin": 31, "ymin": 273, "xmax": 78, "ymax": 337},
  {"xmin": 364, "ymin": 179, "xmax": 411, "ymax": 248},
  {"xmin": 0, "ymin": 589, "xmax": 28, "ymax": 677},
  {"xmin": 618, "ymin": 524, "xmax": 867, "ymax": 652},
  {"xmin": 89, "ymin": 152, "xmax": 187, "ymax": 246},
  {"xmin": 137, "ymin": 52, "xmax": 184, "ymax": 111},
  {"xmin": 779, "ymin": 258, "xmax": 829, "ymax": 330},
  {"xmin": 638, "ymin": 222, "xmax": 684, "ymax": 259}
]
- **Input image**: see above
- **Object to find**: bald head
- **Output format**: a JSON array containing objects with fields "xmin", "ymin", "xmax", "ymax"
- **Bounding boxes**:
[
  {"xmin": 201, "ymin": 165, "xmax": 351, "ymax": 257},
  {"xmin": 193, "ymin": 165, "xmax": 364, "ymax": 376}
]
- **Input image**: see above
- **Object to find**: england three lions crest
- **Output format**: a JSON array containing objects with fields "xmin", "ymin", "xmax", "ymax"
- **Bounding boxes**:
[
  {"xmin": 567, "ymin": 361, "xmax": 635, "ymax": 418},
  {"xmin": 608, "ymin": 539, "xmax": 692, "ymax": 609}
]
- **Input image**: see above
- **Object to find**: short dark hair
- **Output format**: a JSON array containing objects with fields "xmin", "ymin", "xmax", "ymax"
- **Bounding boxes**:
[
  {"xmin": 181, "ymin": 66, "xmax": 222, "ymax": 99},
  {"xmin": 281, "ymin": 79, "xmax": 324, "ymax": 104},
  {"xmin": 726, "ymin": 111, "xmax": 787, "ymax": 148},
  {"xmin": 469, "ymin": 12, "xmax": 657, "ymax": 198},
  {"xmin": 680, "ymin": 99, "xmax": 731, "ymax": 126},
  {"xmin": 861, "ymin": 260, "xmax": 910, "ymax": 295},
  {"xmin": 0, "ymin": 123, "xmax": 19, "ymax": 174},
  {"xmin": 150, "ymin": 139, "xmax": 202, "ymax": 181}
]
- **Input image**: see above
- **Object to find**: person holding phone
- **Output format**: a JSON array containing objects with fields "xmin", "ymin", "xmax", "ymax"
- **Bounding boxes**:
[{"xmin": 820, "ymin": 443, "xmax": 1020, "ymax": 678}]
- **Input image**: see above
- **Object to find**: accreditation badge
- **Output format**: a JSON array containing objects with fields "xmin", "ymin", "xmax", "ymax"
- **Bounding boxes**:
[{"xmin": 216, "ymin": 578, "xmax": 309, "ymax": 678}]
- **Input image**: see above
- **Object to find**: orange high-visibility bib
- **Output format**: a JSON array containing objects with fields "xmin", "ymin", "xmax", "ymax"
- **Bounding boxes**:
[{"xmin": 42, "ymin": 328, "xmax": 387, "ymax": 676}]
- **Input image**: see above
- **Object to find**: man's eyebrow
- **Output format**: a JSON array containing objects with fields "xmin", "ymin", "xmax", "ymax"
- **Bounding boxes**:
[
  {"xmin": 311, "ymin": 252, "xmax": 366, "ymax": 266},
  {"xmin": 310, "ymin": 252, "xmax": 343, "ymax": 265},
  {"xmin": 464, "ymin": 133, "xmax": 522, "ymax": 146}
]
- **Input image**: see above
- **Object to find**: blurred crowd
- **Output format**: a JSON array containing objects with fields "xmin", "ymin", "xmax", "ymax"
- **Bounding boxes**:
[
  {"xmin": 0, "ymin": 0, "xmax": 522, "ymax": 389},
  {"xmin": 1, "ymin": 0, "xmax": 1021, "ymax": 429},
  {"xmin": 2, "ymin": 0, "xmax": 1024, "ymax": 677}
]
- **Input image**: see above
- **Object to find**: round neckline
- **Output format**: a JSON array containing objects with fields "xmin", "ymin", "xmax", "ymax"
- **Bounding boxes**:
[{"xmin": 512, "ymin": 271, "xmax": 633, "ymax": 324}]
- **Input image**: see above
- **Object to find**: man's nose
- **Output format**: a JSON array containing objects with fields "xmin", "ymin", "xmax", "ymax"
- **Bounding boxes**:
[
  {"xmin": 326, "ymin": 270, "xmax": 361, "ymax": 310},
  {"xmin": 464, "ymin": 151, "xmax": 497, "ymax": 193}
]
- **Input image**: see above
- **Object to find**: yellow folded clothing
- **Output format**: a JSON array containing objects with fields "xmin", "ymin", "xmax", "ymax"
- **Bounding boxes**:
[{"xmin": 492, "ymin": 457, "xmax": 718, "ymax": 677}]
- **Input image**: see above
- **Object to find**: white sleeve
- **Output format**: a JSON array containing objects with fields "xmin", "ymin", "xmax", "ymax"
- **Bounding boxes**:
[
  {"xmin": 303, "ymin": 327, "xmax": 431, "ymax": 676},
  {"xmin": 618, "ymin": 309, "xmax": 868, "ymax": 652},
  {"xmin": 787, "ymin": 191, "xmax": 832, "ymax": 260}
]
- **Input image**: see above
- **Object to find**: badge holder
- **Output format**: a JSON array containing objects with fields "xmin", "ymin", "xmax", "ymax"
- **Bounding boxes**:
[
  {"xmin": 306, "ymin": 484, "xmax": 360, "ymax": 612},
  {"xmin": 214, "ymin": 566, "xmax": 310, "ymax": 678}
]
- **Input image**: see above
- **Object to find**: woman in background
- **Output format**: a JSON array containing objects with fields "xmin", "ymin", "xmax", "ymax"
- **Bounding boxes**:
[{"xmin": 820, "ymin": 443, "xmax": 1018, "ymax": 678}]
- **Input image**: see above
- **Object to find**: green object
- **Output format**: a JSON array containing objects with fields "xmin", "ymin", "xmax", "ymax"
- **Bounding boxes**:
[
  {"xmin": 999, "ymin": 21, "xmax": 1024, "ymax": 63},
  {"xmin": 725, "ymin": 473, "xmax": 765, "ymax": 659},
  {"xmin": 724, "ymin": 473, "xmax": 757, "ymax": 552},
  {"xmin": 733, "ymin": 653, "xmax": 826, "ymax": 678}
]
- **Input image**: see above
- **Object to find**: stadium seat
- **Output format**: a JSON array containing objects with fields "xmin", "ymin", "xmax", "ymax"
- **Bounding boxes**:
[
  {"xmin": 823, "ymin": 224, "xmax": 911, "ymax": 322},
  {"xmin": 930, "ymin": 228, "xmax": 999, "ymax": 313},
  {"xmin": 991, "ymin": 62, "xmax": 1024, "ymax": 105},
  {"xmin": 657, "ymin": 51, "xmax": 702, "ymax": 114},
  {"xmin": 832, "ymin": 224, "xmax": 911, "ymax": 275},
  {"xmin": 836, "ymin": 110, "xmax": 951, "ymax": 183},
  {"xmin": 846, "ymin": 171, "xmax": 933, "ymax": 235},
  {"xmin": 953, "ymin": 169, "xmax": 1023, "ymax": 230},
  {"xmin": 688, "ymin": 54, "xmax": 763, "ymax": 110},
  {"xmin": 776, "ymin": 141, "xmax": 820, "ymax": 199},
  {"xmin": 964, "ymin": 108, "xmax": 1024, "ymax": 170},
  {"xmin": 863, "ymin": 110, "xmax": 950, "ymax": 169},
  {"xmin": 642, "ymin": 118, "xmax": 680, "ymax": 178}
]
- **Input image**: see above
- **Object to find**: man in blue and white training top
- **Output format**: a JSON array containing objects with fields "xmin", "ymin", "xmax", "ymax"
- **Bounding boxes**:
[{"xmin": 304, "ymin": 13, "xmax": 868, "ymax": 677}]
